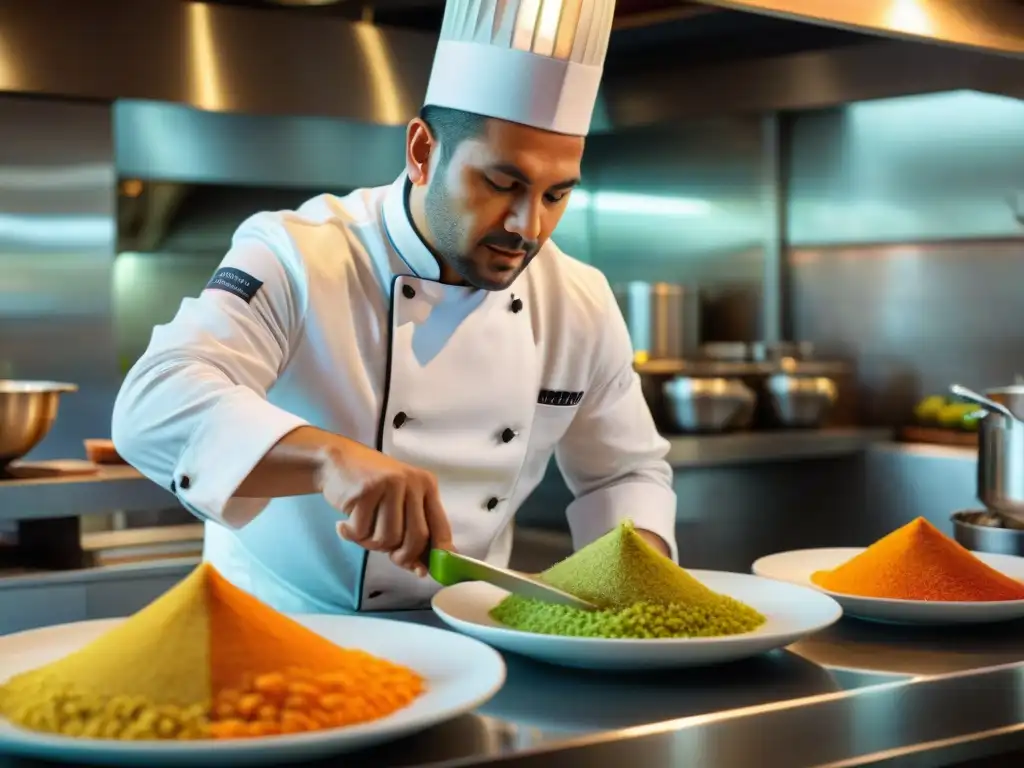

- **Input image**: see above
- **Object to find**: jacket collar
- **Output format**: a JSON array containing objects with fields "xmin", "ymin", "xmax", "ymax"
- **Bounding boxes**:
[{"xmin": 381, "ymin": 174, "xmax": 442, "ymax": 282}]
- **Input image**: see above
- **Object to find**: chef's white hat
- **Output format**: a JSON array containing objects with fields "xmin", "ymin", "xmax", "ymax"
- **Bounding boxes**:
[{"xmin": 424, "ymin": 0, "xmax": 616, "ymax": 137}]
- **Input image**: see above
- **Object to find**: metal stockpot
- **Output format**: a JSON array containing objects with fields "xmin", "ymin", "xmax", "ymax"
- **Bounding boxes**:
[
  {"xmin": 950, "ymin": 384, "xmax": 1024, "ymax": 524},
  {"xmin": 614, "ymin": 282, "xmax": 700, "ymax": 361}
]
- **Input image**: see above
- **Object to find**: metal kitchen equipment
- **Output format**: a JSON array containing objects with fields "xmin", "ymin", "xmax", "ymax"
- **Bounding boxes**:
[
  {"xmin": 425, "ymin": 549, "xmax": 597, "ymax": 611},
  {"xmin": 614, "ymin": 282, "xmax": 700, "ymax": 362},
  {"xmin": 751, "ymin": 341, "xmax": 815, "ymax": 363},
  {"xmin": 951, "ymin": 510, "xmax": 1024, "ymax": 557},
  {"xmin": 700, "ymin": 342, "xmax": 749, "ymax": 362},
  {"xmin": 949, "ymin": 383, "xmax": 1024, "ymax": 524},
  {"xmin": 662, "ymin": 376, "xmax": 756, "ymax": 433},
  {"xmin": 983, "ymin": 381, "xmax": 1024, "ymax": 420},
  {"xmin": 0, "ymin": 381, "xmax": 78, "ymax": 471},
  {"xmin": 764, "ymin": 374, "xmax": 838, "ymax": 428}
]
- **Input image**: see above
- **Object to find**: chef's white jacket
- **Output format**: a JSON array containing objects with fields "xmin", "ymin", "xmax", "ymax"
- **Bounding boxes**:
[{"xmin": 112, "ymin": 174, "xmax": 677, "ymax": 613}]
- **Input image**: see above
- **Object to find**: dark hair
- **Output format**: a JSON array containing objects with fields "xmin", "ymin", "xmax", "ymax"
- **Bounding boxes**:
[{"xmin": 418, "ymin": 105, "xmax": 490, "ymax": 165}]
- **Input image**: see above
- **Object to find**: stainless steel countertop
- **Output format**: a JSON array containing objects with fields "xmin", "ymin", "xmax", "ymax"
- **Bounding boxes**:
[{"xmin": 5, "ymin": 612, "xmax": 1024, "ymax": 768}]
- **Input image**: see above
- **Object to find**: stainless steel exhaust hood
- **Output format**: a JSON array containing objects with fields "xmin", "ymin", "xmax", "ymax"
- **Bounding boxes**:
[
  {"xmin": 690, "ymin": 0, "xmax": 1024, "ymax": 57},
  {"xmin": 114, "ymin": 100, "xmax": 407, "ymax": 254}
]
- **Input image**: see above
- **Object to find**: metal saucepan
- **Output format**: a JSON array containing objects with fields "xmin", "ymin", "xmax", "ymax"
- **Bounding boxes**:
[
  {"xmin": 662, "ymin": 376, "xmax": 755, "ymax": 433},
  {"xmin": 951, "ymin": 510, "xmax": 1024, "ymax": 557},
  {"xmin": 764, "ymin": 373, "xmax": 838, "ymax": 429},
  {"xmin": 0, "ymin": 380, "xmax": 78, "ymax": 469},
  {"xmin": 950, "ymin": 383, "xmax": 1024, "ymax": 524}
]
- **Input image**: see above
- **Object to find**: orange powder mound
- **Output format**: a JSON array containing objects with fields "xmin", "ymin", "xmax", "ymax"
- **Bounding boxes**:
[
  {"xmin": 811, "ymin": 517, "xmax": 1024, "ymax": 602},
  {"xmin": 0, "ymin": 563, "xmax": 424, "ymax": 740}
]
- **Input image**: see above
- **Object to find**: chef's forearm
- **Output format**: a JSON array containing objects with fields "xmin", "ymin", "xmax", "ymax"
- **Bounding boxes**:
[{"xmin": 233, "ymin": 425, "xmax": 352, "ymax": 498}]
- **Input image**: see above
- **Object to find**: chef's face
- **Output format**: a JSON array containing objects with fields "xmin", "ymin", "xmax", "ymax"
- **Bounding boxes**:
[{"xmin": 409, "ymin": 117, "xmax": 584, "ymax": 290}]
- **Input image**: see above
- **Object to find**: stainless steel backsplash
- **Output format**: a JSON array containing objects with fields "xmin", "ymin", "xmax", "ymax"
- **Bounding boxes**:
[
  {"xmin": 787, "ymin": 90, "xmax": 1024, "ymax": 424},
  {"xmin": 566, "ymin": 116, "xmax": 770, "ymax": 341},
  {"xmin": 0, "ymin": 96, "xmax": 119, "ymax": 460}
]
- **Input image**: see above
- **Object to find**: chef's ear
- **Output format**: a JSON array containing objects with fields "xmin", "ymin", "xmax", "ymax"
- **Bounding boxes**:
[{"xmin": 406, "ymin": 118, "xmax": 437, "ymax": 186}]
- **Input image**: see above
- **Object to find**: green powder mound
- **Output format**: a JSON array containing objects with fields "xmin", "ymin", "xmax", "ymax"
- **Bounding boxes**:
[
  {"xmin": 491, "ymin": 596, "xmax": 765, "ymax": 639},
  {"xmin": 539, "ymin": 520, "xmax": 729, "ymax": 609},
  {"xmin": 490, "ymin": 520, "xmax": 766, "ymax": 639}
]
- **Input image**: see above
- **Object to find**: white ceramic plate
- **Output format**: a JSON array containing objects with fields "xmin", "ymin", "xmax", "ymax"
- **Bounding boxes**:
[
  {"xmin": 752, "ymin": 547, "xmax": 1024, "ymax": 625},
  {"xmin": 431, "ymin": 570, "xmax": 842, "ymax": 671},
  {"xmin": 0, "ymin": 615, "xmax": 505, "ymax": 766}
]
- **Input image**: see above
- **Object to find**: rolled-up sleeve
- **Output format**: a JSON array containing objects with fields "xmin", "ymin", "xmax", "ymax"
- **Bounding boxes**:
[
  {"xmin": 111, "ymin": 216, "xmax": 310, "ymax": 528},
  {"xmin": 554, "ymin": 280, "xmax": 678, "ymax": 561}
]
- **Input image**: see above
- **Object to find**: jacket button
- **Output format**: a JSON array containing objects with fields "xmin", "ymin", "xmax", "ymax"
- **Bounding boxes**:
[
  {"xmin": 501, "ymin": 427, "xmax": 516, "ymax": 443},
  {"xmin": 393, "ymin": 411, "xmax": 408, "ymax": 428},
  {"xmin": 179, "ymin": 475, "xmax": 191, "ymax": 490},
  {"xmin": 510, "ymin": 297, "xmax": 523, "ymax": 313},
  {"xmin": 485, "ymin": 497, "xmax": 499, "ymax": 511},
  {"xmin": 402, "ymin": 284, "xmax": 416, "ymax": 299}
]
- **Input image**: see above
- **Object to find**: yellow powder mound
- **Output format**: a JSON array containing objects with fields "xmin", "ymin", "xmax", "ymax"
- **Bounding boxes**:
[
  {"xmin": 491, "ymin": 520, "xmax": 766, "ymax": 638},
  {"xmin": 811, "ymin": 517, "xmax": 1024, "ymax": 602},
  {"xmin": 0, "ymin": 563, "xmax": 424, "ymax": 740}
]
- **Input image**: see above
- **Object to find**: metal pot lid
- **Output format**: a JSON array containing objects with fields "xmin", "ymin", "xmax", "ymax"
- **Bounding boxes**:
[
  {"xmin": 984, "ymin": 374, "xmax": 1024, "ymax": 396},
  {"xmin": 985, "ymin": 385, "xmax": 1024, "ymax": 395},
  {"xmin": 983, "ymin": 383, "xmax": 1024, "ymax": 420},
  {"xmin": 0, "ymin": 380, "xmax": 78, "ymax": 393}
]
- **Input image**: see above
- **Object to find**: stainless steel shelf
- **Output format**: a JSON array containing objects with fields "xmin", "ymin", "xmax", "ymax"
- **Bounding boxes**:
[
  {"xmin": 0, "ymin": 556, "xmax": 198, "ymax": 590},
  {"xmin": 0, "ymin": 464, "xmax": 174, "ymax": 522},
  {"xmin": 870, "ymin": 439, "xmax": 977, "ymax": 463},
  {"xmin": 665, "ymin": 428, "xmax": 893, "ymax": 468}
]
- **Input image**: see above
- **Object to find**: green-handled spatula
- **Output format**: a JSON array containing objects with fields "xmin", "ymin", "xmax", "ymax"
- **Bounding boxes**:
[{"xmin": 424, "ymin": 549, "xmax": 597, "ymax": 611}]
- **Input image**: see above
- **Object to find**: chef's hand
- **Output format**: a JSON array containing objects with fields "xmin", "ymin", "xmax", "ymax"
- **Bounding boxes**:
[{"xmin": 317, "ymin": 441, "xmax": 454, "ymax": 577}]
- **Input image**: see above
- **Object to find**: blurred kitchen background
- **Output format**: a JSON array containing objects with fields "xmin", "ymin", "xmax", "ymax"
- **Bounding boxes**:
[{"xmin": 1, "ymin": 0, "xmax": 1023, "ymax": 629}]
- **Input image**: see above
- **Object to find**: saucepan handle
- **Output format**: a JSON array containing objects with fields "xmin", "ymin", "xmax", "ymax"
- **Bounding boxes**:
[{"xmin": 950, "ymin": 384, "xmax": 1017, "ymax": 421}]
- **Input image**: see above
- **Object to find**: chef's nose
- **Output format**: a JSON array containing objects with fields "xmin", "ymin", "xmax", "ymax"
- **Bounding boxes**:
[{"xmin": 506, "ymin": 197, "xmax": 542, "ymax": 243}]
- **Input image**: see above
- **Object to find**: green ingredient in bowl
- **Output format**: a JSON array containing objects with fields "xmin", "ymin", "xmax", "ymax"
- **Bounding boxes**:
[
  {"xmin": 491, "ymin": 596, "xmax": 765, "ymax": 639},
  {"xmin": 490, "ymin": 521, "xmax": 766, "ymax": 639}
]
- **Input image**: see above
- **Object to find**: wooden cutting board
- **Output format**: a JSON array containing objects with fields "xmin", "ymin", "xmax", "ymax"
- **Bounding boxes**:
[
  {"xmin": 899, "ymin": 426, "xmax": 978, "ymax": 448},
  {"xmin": 2, "ymin": 459, "xmax": 100, "ymax": 479}
]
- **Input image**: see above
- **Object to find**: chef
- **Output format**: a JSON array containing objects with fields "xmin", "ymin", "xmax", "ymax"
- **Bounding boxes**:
[{"xmin": 112, "ymin": 0, "xmax": 678, "ymax": 614}]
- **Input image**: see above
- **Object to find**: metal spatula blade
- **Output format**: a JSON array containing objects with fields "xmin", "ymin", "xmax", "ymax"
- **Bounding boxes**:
[{"xmin": 425, "ymin": 549, "xmax": 597, "ymax": 611}]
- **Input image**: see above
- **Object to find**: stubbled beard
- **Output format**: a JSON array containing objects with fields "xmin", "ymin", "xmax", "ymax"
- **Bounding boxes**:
[{"xmin": 423, "ymin": 175, "xmax": 530, "ymax": 291}]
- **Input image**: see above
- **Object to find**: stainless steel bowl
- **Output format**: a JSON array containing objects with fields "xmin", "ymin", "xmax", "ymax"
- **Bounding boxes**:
[
  {"xmin": 951, "ymin": 509, "xmax": 1024, "ymax": 556},
  {"xmin": 764, "ymin": 374, "xmax": 838, "ymax": 428},
  {"xmin": 0, "ymin": 380, "xmax": 78, "ymax": 468},
  {"xmin": 662, "ymin": 376, "xmax": 756, "ymax": 433},
  {"xmin": 751, "ymin": 340, "xmax": 815, "ymax": 362}
]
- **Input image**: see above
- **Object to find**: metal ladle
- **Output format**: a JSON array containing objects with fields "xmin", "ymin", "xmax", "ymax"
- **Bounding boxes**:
[
  {"xmin": 949, "ymin": 384, "xmax": 1016, "ymax": 421},
  {"xmin": 950, "ymin": 383, "xmax": 1024, "ymax": 525}
]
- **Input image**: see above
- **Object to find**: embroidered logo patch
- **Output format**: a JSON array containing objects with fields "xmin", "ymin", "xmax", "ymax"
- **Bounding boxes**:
[
  {"xmin": 538, "ymin": 389, "xmax": 584, "ymax": 406},
  {"xmin": 205, "ymin": 267, "xmax": 263, "ymax": 304}
]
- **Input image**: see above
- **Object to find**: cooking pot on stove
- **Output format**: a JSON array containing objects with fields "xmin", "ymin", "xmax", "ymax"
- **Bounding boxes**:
[{"xmin": 950, "ymin": 384, "xmax": 1024, "ymax": 524}]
